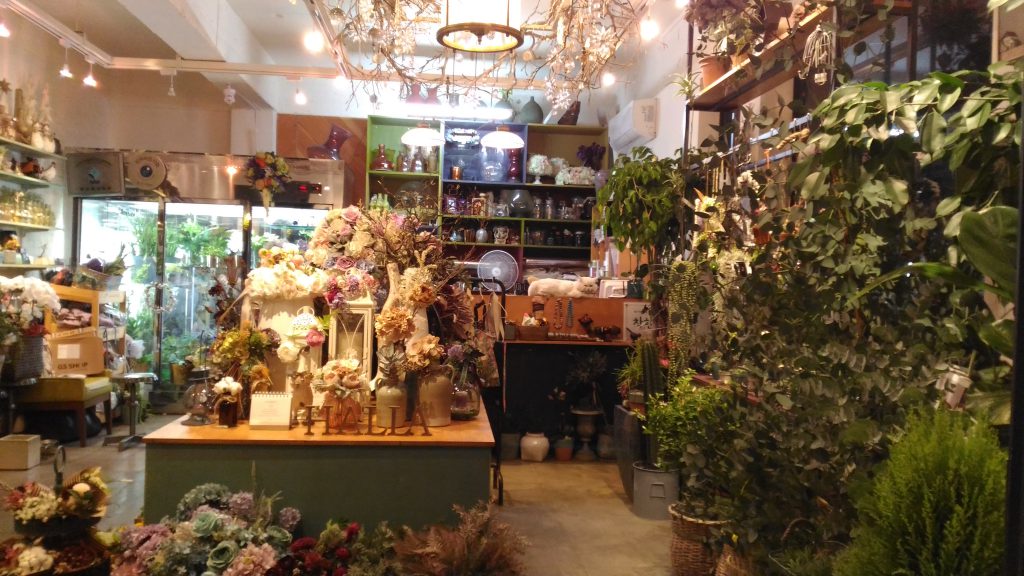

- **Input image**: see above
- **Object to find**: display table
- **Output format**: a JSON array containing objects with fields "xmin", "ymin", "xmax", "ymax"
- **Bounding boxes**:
[{"xmin": 143, "ymin": 410, "xmax": 493, "ymax": 531}]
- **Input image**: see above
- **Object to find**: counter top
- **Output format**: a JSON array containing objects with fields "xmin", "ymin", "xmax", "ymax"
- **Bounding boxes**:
[{"xmin": 144, "ymin": 407, "xmax": 493, "ymax": 448}]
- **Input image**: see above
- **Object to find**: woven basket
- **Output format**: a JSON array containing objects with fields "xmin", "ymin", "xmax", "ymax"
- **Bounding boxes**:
[
  {"xmin": 2, "ymin": 335, "xmax": 45, "ymax": 382},
  {"xmin": 73, "ymin": 265, "xmax": 122, "ymax": 291},
  {"xmin": 670, "ymin": 504, "xmax": 725, "ymax": 576},
  {"xmin": 715, "ymin": 545, "xmax": 754, "ymax": 576},
  {"xmin": 516, "ymin": 325, "xmax": 548, "ymax": 341}
]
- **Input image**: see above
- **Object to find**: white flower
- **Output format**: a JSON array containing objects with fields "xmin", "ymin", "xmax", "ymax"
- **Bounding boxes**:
[
  {"xmin": 277, "ymin": 340, "xmax": 301, "ymax": 363},
  {"xmin": 214, "ymin": 376, "xmax": 242, "ymax": 395},
  {"xmin": 71, "ymin": 482, "xmax": 92, "ymax": 494},
  {"xmin": 18, "ymin": 546, "xmax": 53, "ymax": 573}
]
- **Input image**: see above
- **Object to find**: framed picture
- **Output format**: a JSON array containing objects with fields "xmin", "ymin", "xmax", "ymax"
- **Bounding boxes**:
[{"xmin": 994, "ymin": 4, "xmax": 1024, "ymax": 62}]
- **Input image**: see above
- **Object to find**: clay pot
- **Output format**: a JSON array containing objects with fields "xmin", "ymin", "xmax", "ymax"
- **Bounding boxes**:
[{"xmin": 699, "ymin": 56, "xmax": 730, "ymax": 87}]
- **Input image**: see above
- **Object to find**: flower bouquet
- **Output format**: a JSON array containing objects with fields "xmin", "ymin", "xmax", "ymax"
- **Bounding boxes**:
[
  {"xmin": 0, "ymin": 275, "xmax": 60, "ymax": 381},
  {"xmin": 304, "ymin": 205, "xmax": 362, "ymax": 268},
  {"xmin": 312, "ymin": 352, "xmax": 367, "ymax": 427},
  {"xmin": 246, "ymin": 152, "xmax": 290, "ymax": 212},
  {"xmin": 212, "ymin": 376, "xmax": 243, "ymax": 427},
  {"xmin": 245, "ymin": 247, "xmax": 328, "ymax": 301},
  {"xmin": 111, "ymin": 484, "xmax": 301, "ymax": 576},
  {"xmin": 2, "ymin": 467, "xmax": 108, "ymax": 538},
  {"xmin": 527, "ymin": 154, "xmax": 552, "ymax": 184},
  {"xmin": 0, "ymin": 541, "xmax": 53, "ymax": 575}
]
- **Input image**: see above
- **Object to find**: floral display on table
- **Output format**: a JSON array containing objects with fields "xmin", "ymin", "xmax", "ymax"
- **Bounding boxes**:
[
  {"xmin": 0, "ymin": 542, "xmax": 53, "ymax": 575},
  {"xmin": 304, "ymin": 205, "xmax": 362, "ymax": 267},
  {"xmin": 110, "ymin": 483, "xmax": 301, "ymax": 576},
  {"xmin": 209, "ymin": 325, "xmax": 281, "ymax": 417},
  {"xmin": 0, "ymin": 275, "xmax": 60, "ymax": 347},
  {"xmin": 1, "ymin": 467, "xmax": 109, "ymax": 534},
  {"xmin": 312, "ymin": 352, "xmax": 368, "ymax": 427},
  {"xmin": 246, "ymin": 247, "xmax": 328, "ymax": 301},
  {"xmin": 323, "ymin": 267, "xmax": 378, "ymax": 311},
  {"xmin": 246, "ymin": 151, "xmax": 291, "ymax": 212},
  {"xmin": 213, "ymin": 376, "xmax": 243, "ymax": 427}
]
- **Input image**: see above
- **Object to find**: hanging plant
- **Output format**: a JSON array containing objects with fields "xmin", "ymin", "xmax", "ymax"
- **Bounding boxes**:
[{"xmin": 246, "ymin": 151, "xmax": 291, "ymax": 212}]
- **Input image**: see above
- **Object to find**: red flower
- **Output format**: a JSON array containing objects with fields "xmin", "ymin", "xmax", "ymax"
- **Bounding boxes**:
[
  {"xmin": 332, "ymin": 568, "xmax": 348, "ymax": 576},
  {"xmin": 256, "ymin": 157, "xmax": 267, "ymax": 168},
  {"xmin": 290, "ymin": 537, "xmax": 317, "ymax": 552},
  {"xmin": 334, "ymin": 547, "xmax": 350, "ymax": 561},
  {"xmin": 344, "ymin": 522, "xmax": 360, "ymax": 542}
]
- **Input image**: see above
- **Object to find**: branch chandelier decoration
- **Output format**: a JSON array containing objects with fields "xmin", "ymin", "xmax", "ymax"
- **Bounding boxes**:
[{"xmin": 316, "ymin": 0, "xmax": 644, "ymax": 114}]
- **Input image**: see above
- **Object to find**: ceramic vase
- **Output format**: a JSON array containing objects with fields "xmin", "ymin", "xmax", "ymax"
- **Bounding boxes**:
[
  {"xmin": 418, "ymin": 366, "xmax": 454, "ymax": 427},
  {"xmin": 515, "ymin": 96, "xmax": 544, "ymax": 124},
  {"xmin": 520, "ymin": 432, "xmax": 550, "ymax": 462},
  {"xmin": 217, "ymin": 399, "xmax": 239, "ymax": 428},
  {"xmin": 376, "ymin": 384, "xmax": 407, "ymax": 428},
  {"xmin": 370, "ymin": 144, "xmax": 393, "ymax": 171}
]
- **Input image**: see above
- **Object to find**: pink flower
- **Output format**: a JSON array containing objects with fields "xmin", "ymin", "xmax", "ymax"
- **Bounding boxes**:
[
  {"xmin": 341, "ymin": 205, "xmax": 361, "ymax": 223},
  {"xmin": 306, "ymin": 329, "xmax": 326, "ymax": 348}
]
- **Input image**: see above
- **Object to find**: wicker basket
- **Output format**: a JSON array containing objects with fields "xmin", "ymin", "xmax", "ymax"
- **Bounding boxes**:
[
  {"xmin": 715, "ymin": 545, "xmax": 754, "ymax": 576},
  {"xmin": 73, "ymin": 266, "xmax": 122, "ymax": 291},
  {"xmin": 670, "ymin": 504, "xmax": 725, "ymax": 576},
  {"xmin": 2, "ymin": 335, "xmax": 45, "ymax": 382},
  {"xmin": 516, "ymin": 325, "xmax": 548, "ymax": 341}
]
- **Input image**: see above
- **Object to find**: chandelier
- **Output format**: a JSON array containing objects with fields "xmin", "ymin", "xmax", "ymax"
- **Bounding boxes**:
[
  {"xmin": 437, "ymin": 0, "xmax": 523, "ymax": 53},
  {"xmin": 312, "ymin": 0, "xmax": 642, "ymax": 114}
]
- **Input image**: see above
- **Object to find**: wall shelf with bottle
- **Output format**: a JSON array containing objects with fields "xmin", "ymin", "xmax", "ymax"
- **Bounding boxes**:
[{"xmin": 0, "ymin": 135, "xmax": 65, "ymax": 161}]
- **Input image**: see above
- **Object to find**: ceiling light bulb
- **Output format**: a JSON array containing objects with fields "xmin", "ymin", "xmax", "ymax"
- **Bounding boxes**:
[
  {"xmin": 303, "ymin": 29, "xmax": 325, "ymax": 54},
  {"xmin": 294, "ymin": 88, "xmax": 307, "ymax": 106},
  {"xmin": 601, "ymin": 71, "xmax": 616, "ymax": 87},
  {"xmin": 0, "ymin": 19, "xmax": 9, "ymax": 39},
  {"xmin": 167, "ymin": 75, "xmax": 176, "ymax": 97},
  {"xmin": 640, "ymin": 17, "xmax": 660, "ymax": 42},
  {"xmin": 83, "ymin": 62, "xmax": 97, "ymax": 87},
  {"xmin": 333, "ymin": 75, "xmax": 346, "ymax": 89},
  {"xmin": 226, "ymin": 165, "xmax": 238, "ymax": 176},
  {"xmin": 59, "ymin": 64, "xmax": 73, "ymax": 79},
  {"xmin": 675, "ymin": 0, "xmax": 688, "ymax": 8}
]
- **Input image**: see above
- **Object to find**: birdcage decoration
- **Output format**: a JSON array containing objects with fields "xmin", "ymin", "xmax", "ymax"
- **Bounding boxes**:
[{"xmin": 800, "ymin": 24, "xmax": 835, "ymax": 86}]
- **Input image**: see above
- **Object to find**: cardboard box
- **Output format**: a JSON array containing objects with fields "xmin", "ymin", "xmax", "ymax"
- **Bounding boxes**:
[
  {"xmin": 0, "ymin": 434, "xmax": 41, "ymax": 470},
  {"xmin": 47, "ymin": 328, "xmax": 106, "ymax": 376}
]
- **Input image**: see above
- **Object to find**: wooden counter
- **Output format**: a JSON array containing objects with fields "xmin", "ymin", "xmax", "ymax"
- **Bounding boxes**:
[{"xmin": 143, "ymin": 410, "xmax": 494, "ymax": 532}]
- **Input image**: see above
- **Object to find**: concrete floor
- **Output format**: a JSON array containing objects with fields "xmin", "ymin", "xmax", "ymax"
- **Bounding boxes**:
[{"xmin": 0, "ymin": 414, "xmax": 672, "ymax": 574}]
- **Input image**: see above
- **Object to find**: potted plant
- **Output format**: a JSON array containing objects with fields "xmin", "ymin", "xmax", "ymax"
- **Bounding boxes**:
[
  {"xmin": 644, "ymin": 372, "xmax": 742, "ymax": 574},
  {"xmin": 566, "ymin": 351, "xmax": 608, "ymax": 460}
]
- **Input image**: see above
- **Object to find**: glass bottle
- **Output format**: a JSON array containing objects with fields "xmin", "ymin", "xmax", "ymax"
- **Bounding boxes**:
[
  {"xmin": 451, "ymin": 370, "xmax": 481, "ymax": 420},
  {"xmin": 370, "ymin": 143, "xmax": 393, "ymax": 171}
]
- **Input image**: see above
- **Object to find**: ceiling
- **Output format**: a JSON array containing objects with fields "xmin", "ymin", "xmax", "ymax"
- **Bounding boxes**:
[{"xmin": 10, "ymin": 0, "xmax": 664, "ymax": 116}]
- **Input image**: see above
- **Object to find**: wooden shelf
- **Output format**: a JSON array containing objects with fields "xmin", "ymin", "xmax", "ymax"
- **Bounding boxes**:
[
  {"xmin": 504, "ymin": 338, "xmax": 632, "ymax": 347},
  {"xmin": 0, "ymin": 220, "xmax": 54, "ymax": 231},
  {"xmin": 0, "ymin": 135, "xmax": 65, "ymax": 161},
  {"xmin": 690, "ymin": 6, "xmax": 832, "ymax": 112},
  {"xmin": 442, "ymin": 178, "xmax": 525, "ymax": 186},
  {"xmin": 526, "ymin": 124, "xmax": 606, "ymax": 136},
  {"xmin": 0, "ymin": 170, "xmax": 59, "ymax": 190},
  {"xmin": 523, "ymin": 182, "xmax": 597, "ymax": 190},
  {"xmin": 441, "ymin": 215, "xmax": 590, "ymax": 224},
  {"xmin": 368, "ymin": 170, "xmax": 439, "ymax": 180},
  {"xmin": 53, "ymin": 284, "xmax": 127, "ymax": 305},
  {"xmin": 445, "ymin": 241, "xmax": 521, "ymax": 248},
  {"xmin": 0, "ymin": 263, "xmax": 50, "ymax": 270},
  {"xmin": 523, "ymin": 244, "xmax": 590, "ymax": 250}
]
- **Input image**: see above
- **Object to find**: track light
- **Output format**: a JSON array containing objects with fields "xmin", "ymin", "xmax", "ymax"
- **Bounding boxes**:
[
  {"xmin": 294, "ymin": 87, "xmax": 307, "ymax": 106},
  {"xmin": 601, "ymin": 71, "xmax": 616, "ymax": 87},
  {"xmin": 0, "ymin": 4, "xmax": 10, "ymax": 39},
  {"xmin": 82, "ymin": 61, "xmax": 97, "ymax": 87},
  {"xmin": 167, "ymin": 73, "xmax": 176, "ymax": 97}
]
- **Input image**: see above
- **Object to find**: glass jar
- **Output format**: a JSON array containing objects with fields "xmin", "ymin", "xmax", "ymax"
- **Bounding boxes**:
[{"xmin": 451, "ymin": 371, "xmax": 481, "ymax": 420}]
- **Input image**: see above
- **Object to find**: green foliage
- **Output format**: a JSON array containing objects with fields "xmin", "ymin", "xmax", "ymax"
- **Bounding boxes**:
[
  {"xmin": 642, "ymin": 375, "xmax": 740, "ymax": 515},
  {"xmin": 616, "ymin": 342, "xmax": 645, "ymax": 401},
  {"xmin": 131, "ymin": 213, "xmax": 159, "ymax": 259},
  {"xmin": 565, "ymin": 351, "xmax": 607, "ymax": 409},
  {"xmin": 597, "ymin": 147, "xmax": 687, "ymax": 279},
  {"xmin": 834, "ymin": 409, "xmax": 1006, "ymax": 576}
]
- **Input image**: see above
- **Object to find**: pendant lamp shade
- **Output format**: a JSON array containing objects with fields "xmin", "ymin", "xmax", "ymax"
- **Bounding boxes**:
[
  {"xmin": 480, "ymin": 125, "xmax": 524, "ymax": 149},
  {"xmin": 401, "ymin": 123, "xmax": 444, "ymax": 147},
  {"xmin": 437, "ymin": 0, "xmax": 523, "ymax": 53}
]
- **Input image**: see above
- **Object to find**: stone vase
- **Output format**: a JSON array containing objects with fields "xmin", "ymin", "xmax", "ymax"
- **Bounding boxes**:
[
  {"xmin": 418, "ymin": 365, "xmax": 454, "ymax": 427},
  {"xmin": 376, "ymin": 384, "xmax": 407, "ymax": 428}
]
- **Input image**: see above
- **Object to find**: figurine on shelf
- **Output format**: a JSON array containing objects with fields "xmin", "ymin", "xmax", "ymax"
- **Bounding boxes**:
[
  {"xmin": 42, "ymin": 123, "xmax": 56, "ymax": 154},
  {"xmin": 19, "ymin": 157, "xmax": 40, "ymax": 178},
  {"xmin": 30, "ymin": 121, "xmax": 44, "ymax": 150},
  {"xmin": 38, "ymin": 162, "xmax": 57, "ymax": 182},
  {"xmin": 13, "ymin": 88, "xmax": 36, "ymax": 144}
]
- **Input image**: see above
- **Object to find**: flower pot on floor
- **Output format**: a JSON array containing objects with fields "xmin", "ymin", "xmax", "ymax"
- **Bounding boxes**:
[
  {"xmin": 520, "ymin": 432, "xmax": 549, "ymax": 462},
  {"xmin": 554, "ymin": 436, "xmax": 574, "ymax": 461},
  {"xmin": 670, "ymin": 502, "xmax": 726, "ymax": 576},
  {"xmin": 632, "ymin": 462, "xmax": 678, "ymax": 520}
]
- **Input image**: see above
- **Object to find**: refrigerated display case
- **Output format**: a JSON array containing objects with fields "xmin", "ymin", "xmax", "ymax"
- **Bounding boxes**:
[{"xmin": 70, "ymin": 152, "xmax": 347, "ymax": 412}]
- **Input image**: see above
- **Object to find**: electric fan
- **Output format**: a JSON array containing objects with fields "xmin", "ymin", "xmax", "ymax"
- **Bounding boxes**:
[{"xmin": 476, "ymin": 250, "xmax": 519, "ymax": 293}]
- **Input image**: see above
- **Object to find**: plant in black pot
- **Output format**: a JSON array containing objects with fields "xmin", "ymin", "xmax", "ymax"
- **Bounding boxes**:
[{"xmin": 566, "ymin": 351, "xmax": 608, "ymax": 461}]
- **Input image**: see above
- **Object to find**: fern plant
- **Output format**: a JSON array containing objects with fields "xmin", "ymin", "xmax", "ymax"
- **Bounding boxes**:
[{"xmin": 834, "ymin": 409, "xmax": 1005, "ymax": 576}]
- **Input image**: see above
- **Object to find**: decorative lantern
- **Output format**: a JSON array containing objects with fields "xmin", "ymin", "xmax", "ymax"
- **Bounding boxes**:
[{"xmin": 436, "ymin": 0, "xmax": 523, "ymax": 53}]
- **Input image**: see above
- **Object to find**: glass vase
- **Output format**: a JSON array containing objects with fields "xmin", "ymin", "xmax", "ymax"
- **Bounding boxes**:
[
  {"xmin": 217, "ymin": 398, "xmax": 239, "ymax": 428},
  {"xmin": 451, "ymin": 372, "xmax": 481, "ymax": 420}
]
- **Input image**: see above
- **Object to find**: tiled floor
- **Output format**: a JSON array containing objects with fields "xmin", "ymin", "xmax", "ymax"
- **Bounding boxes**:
[{"xmin": 0, "ymin": 415, "xmax": 672, "ymax": 574}]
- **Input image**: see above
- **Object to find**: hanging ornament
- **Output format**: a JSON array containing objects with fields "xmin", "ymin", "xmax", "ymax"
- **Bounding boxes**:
[{"xmin": 800, "ymin": 24, "xmax": 835, "ymax": 86}]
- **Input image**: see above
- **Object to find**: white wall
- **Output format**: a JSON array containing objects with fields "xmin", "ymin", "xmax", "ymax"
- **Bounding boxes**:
[{"xmin": 0, "ymin": 10, "xmax": 231, "ymax": 153}]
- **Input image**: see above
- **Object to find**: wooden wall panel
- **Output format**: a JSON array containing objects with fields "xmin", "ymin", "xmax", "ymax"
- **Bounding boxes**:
[{"xmin": 277, "ymin": 115, "xmax": 367, "ymax": 206}]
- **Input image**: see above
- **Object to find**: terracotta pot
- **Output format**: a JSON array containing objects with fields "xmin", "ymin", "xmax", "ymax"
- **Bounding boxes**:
[
  {"xmin": 554, "ymin": 437, "xmax": 574, "ymax": 461},
  {"xmin": 699, "ymin": 56, "xmax": 730, "ymax": 87}
]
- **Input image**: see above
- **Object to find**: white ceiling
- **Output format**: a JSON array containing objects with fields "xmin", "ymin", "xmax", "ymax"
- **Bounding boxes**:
[{"xmin": 31, "ymin": 0, "xmax": 177, "ymax": 59}]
